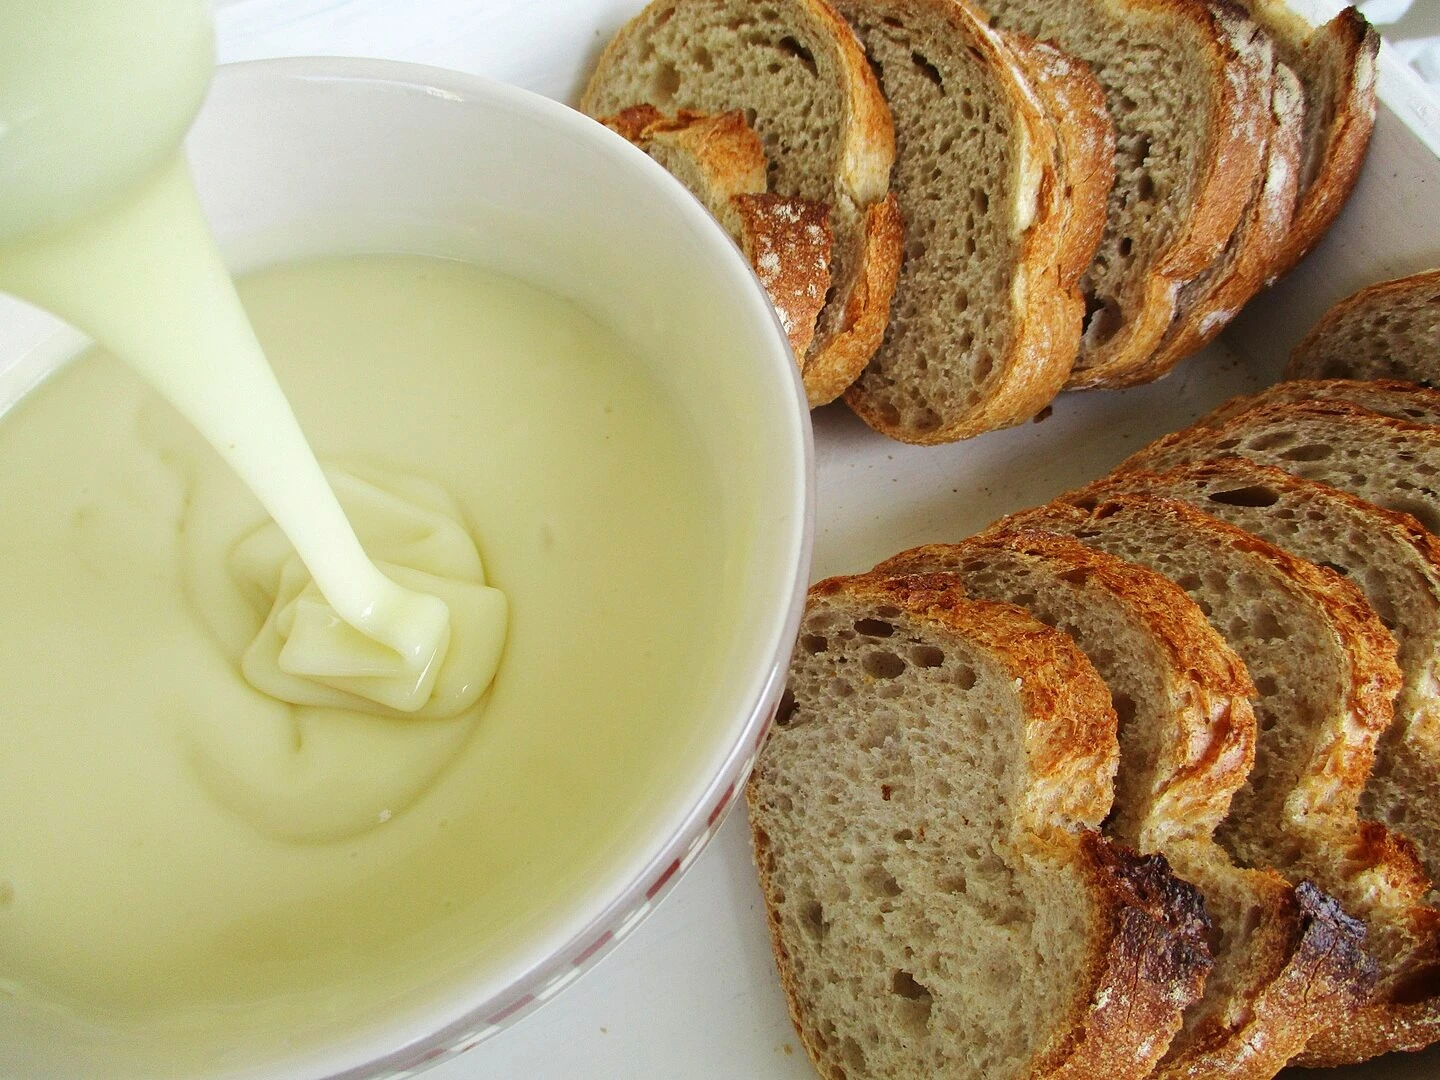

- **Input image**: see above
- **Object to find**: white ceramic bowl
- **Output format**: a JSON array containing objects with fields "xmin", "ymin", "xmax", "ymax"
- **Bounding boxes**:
[{"xmin": 0, "ymin": 58, "xmax": 811, "ymax": 1079}]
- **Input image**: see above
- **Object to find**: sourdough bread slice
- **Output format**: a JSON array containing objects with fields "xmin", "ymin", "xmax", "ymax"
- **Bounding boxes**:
[
  {"xmin": 1199, "ymin": 378, "xmax": 1440, "ymax": 428},
  {"xmin": 748, "ymin": 573, "xmax": 1211, "ymax": 1079},
  {"xmin": 599, "ymin": 107, "xmax": 835, "ymax": 361},
  {"xmin": 1122, "ymin": 400, "xmax": 1440, "ymax": 535},
  {"xmin": 1128, "ymin": 61, "xmax": 1304, "ymax": 383},
  {"xmin": 874, "ymin": 533, "xmax": 1372, "ymax": 1080},
  {"xmin": 582, "ymin": 0, "xmax": 903, "ymax": 406},
  {"xmin": 979, "ymin": 0, "xmax": 1271, "ymax": 389},
  {"xmin": 1285, "ymin": 269, "xmax": 1440, "ymax": 383},
  {"xmin": 836, "ymin": 0, "xmax": 1113, "ymax": 442},
  {"xmin": 1241, "ymin": 3, "xmax": 1379, "ymax": 276},
  {"xmin": 1003, "ymin": 494, "xmax": 1440, "ymax": 1064}
]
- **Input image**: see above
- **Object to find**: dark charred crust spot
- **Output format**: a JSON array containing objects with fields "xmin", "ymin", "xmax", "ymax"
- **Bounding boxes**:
[{"xmin": 1290, "ymin": 880, "xmax": 1380, "ymax": 1007}]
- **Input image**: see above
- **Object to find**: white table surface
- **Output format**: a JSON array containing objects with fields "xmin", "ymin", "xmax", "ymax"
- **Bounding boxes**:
[{"xmin": 209, "ymin": 2, "xmax": 1440, "ymax": 1078}]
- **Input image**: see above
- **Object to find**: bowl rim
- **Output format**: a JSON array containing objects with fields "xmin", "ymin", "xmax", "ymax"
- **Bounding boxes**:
[{"xmin": 189, "ymin": 55, "xmax": 816, "ymax": 1079}]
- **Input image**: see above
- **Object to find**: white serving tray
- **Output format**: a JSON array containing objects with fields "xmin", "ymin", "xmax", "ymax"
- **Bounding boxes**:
[{"xmin": 212, "ymin": 1, "xmax": 1440, "ymax": 1075}]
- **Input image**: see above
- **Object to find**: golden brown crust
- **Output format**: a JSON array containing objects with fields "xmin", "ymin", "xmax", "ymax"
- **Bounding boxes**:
[
  {"xmin": 826, "ymin": 572, "xmax": 1120, "ymax": 828},
  {"xmin": 749, "ymin": 573, "xmax": 1210, "ymax": 1079},
  {"xmin": 1264, "ymin": 6, "xmax": 1380, "ymax": 277},
  {"xmin": 1197, "ymin": 377, "xmax": 1440, "ymax": 428},
  {"xmin": 1126, "ymin": 61, "xmax": 1304, "ymax": 385},
  {"xmin": 732, "ymin": 193, "xmax": 834, "ymax": 361},
  {"xmin": 1286, "ymin": 269, "xmax": 1440, "ymax": 382},
  {"xmin": 1067, "ymin": 0, "xmax": 1273, "ymax": 390},
  {"xmin": 806, "ymin": 192, "xmax": 902, "ymax": 407},
  {"xmin": 581, "ymin": 0, "xmax": 900, "ymax": 408},
  {"xmin": 875, "ymin": 533, "xmax": 1256, "ymax": 846}
]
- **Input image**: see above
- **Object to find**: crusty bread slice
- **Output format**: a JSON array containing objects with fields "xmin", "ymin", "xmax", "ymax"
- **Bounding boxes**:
[
  {"xmin": 1002, "ymin": 493, "xmax": 1440, "ymax": 1064},
  {"xmin": 599, "ymin": 106, "xmax": 835, "ymax": 362},
  {"xmin": 747, "ymin": 572, "xmax": 1211, "ymax": 1079},
  {"xmin": 1241, "ymin": 3, "xmax": 1379, "ymax": 276},
  {"xmin": 836, "ymin": 0, "xmax": 1112, "ymax": 442},
  {"xmin": 979, "ymin": 0, "xmax": 1271, "ymax": 389},
  {"xmin": 582, "ymin": 0, "xmax": 903, "ymax": 406},
  {"xmin": 1121, "ymin": 400, "xmax": 1440, "ymax": 535},
  {"xmin": 1285, "ymin": 269, "xmax": 1440, "ymax": 383},
  {"xmin": 1126, "ymin": 61, "xmax": 1304, "ymax": 384},
  {"xmin": 874, "ymin": 532, "xmax": 1373, "ymax": 1080},
  {"xmin": 1198, "ymin": 377, "xmax": 1440, "ymax": 429},
  {"xmin": 1088, "ymin": 458, "xmax": 1440, "ymax": 817}
]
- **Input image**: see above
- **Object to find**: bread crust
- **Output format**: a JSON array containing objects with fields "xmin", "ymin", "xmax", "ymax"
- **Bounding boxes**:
[
  {"xmin": 748, "ymin": 573, "xmax": 1211, "ymax": 1079},
  {"xmin": 1055, "ymin": 0, "xmax": 1273, "ymax": 390},
  {"xmin": 1125, "ymin": 61, "xmax": 1304, "ymax": 384},
  {"xmin": 875, "ymin": 533, "xmax": 1375, "ymax": 1080},
  {"xmin": 841, "ymin": 0, "xmax": 1102, "ymax": 443},
  {"xmin": 582, "ymin": 0, "xmax": 902, "ymax": 406},
  {"xmin": 876, "ymin": 534, "xmax": 1255, "ymax": 846},
  {"xmin": 1252, "ymin": 4, "xmax": 1379, "ymax": 277},
  {"xmin": 1198, "ymin": 377, "xmax": 1440, "ymax": 429},
  {"xmin": 732, "ymin": 192, "xmax": 835, "ymax": 360},
  {"xmin": 1285, "ymin": 269, "xmax": 1440, "ymax": 383}
]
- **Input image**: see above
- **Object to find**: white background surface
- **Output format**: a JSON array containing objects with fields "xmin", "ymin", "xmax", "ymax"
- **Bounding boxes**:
[{"xmin": 208, "ymin": 2, "xmax": 1440, "ymax": 1077}]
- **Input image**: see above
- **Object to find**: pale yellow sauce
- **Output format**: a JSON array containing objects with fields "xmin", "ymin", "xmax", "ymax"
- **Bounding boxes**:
[{"xmin": 0, "ymin": 255, "xmax": 726, "ymax": 1075}]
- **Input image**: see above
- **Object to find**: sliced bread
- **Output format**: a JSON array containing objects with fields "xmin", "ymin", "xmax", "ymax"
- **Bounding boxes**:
[
  {"xmin": 1002, "ymin": 493, "xmax": 1440, "ymax": 1064},
  {"xmin": 978, "ymin": 0, "xmax": 1271, "ymax": 389},
  {"xmin": 599, "ymin": 106, "xmax": 835, "ymax": 361},
  {"xmin": 874, "ymin": 532, "xmax": 1372, "ymax": 1080},
  {"xmin": 582, "ymin": 0, "xmax": 903, "ymax": 406},
  {"xmin": 1084, "ymin": 459, "xmax": 1440, "ymax": 881},
  {"xmin": 1198, "ymin": 377, "xmax": 1440, "ymax": 428},
  {"xmin": 1285, "ymin": 268, "xmax": 1440, "ymax": 383},
  {"xmin": 1240, "ymin": 3, "xmax": 1380, "ymax": 276},
  {"xmin": 836, "ymin": 0, "xmax": 1113, "ymax": 442},
  {"xmin": 1126, "ymin": 60, "xmax": 1304, "ymax": 383},
  {"xmin": 1121, "ymin": 400, "xmax": 1440, "ymax": 535},
  {"xmin": 747, "ymin": 572, "xmax": 1211, "ymax": 1078}
]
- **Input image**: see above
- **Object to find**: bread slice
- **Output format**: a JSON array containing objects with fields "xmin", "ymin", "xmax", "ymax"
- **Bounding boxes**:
[
  {"xmin": 978, "ymin": 0, "xmax": 1271, "ymax": 389},
  {"xmin": 1240, "ymin": 3, "xmax": 1379, "ymax": 276},
  {"xmin": 1126, "ymin": 61, "xmax": 1304, "ymax": 384},
  {"xmin": 874, "ymin": 532, "xmax": 1373, "ymax": 1080},
  {"xmin": 835, "ymin": 0, "xmax": 1112, "ymax": 442},
  {"xmin": 582, "ymin": 0, "xmax": 903, "ymax": 406},
  {"xmin": 1087, "ymin": 458, "xmax": 1440, "ymax": 842},
  {"xmin": 1285, "ymin": 269, "xmax": 1440, "ymax": 383},
  {"xmin": 1199, "ymin": 378, "xmax": 1440, "ymax": 429},
  {"xmin": 747, "ymin": 572, "xmax": 1211, "ymax": 1079},
  {"xmin": 1001, "ymin": 493, "xmax": 1440, "ymax": 1064},
  {"xmin": 1122, "ymin": 400, "xmax": 1440, "ymax": 535},
  {"xmin": 599, "ymin": 106, "xmax": 835, "ymax": 362}
]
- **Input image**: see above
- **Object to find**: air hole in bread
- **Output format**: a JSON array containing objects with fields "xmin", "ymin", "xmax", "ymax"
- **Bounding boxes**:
[
  {"xmin": 952, "ymin": 664, "xmax": 977, "ymax": 690},
  {"xmin": 865, "ymin": 865, "xmax": 903, "ymax": 897},
  {"xmin": 776, "ymin": 35, "xmax": 818, "ymax": 77},
  {"xmin": 1118, "ymin": 237, "xmax": 1133, "ymax": 258},
  {"xmin": 960, "ymin": 98, "xmax": 975, "ymax": 122},
  {"xmin": 914, "ymin": 408, "xmax": 943, "ymax": 433},
  {"xmin": 910, "ymin": 51, "xmax": 943, "ymax": 88},
  {"xmin": 691, "ymin": 45, "xmax": 714, "ymax": 72},
  {"xmin": 775, "ymin": 687, "xmax": 798, "ymax": 726},
  {"xmin": 1083, "ymin": 292, "xmax": 1123, "ymax": 348},
  {"xmin": 1252, "ymin": 609, "xmax": 1285, "ymax": 641},
  {"xmin": 894, "ymin": 828, "xmax": 914, "ymax": 842},
  {"xmin": 891, "ymin": 969, "xmax": 933, "ymax": 1003},
  {"xmin": 863, "ymin": 650, "xmax": 907, "ymax": 679},
  {"xmin": 1248, "ymin": 431, "xmax": 1297, "ymax": 453},
  {"xmin": 909, "ymin": 645, "xmax": 945, "ymax": 668},
  {"xmin": 1207, "ymin": 485, "xmax": 1280, "ymax": 507},
  {"xmin": 1279, "ymin": 443, "xmax": 1335, "ymax": 463},
  {"xmin": 1117, "ymin": 93, "xmax": 1139, "ymax": 115},
  {"xmin": 1112, "ymin": 692, "xmax": 1137, "ymax": 729},
  {"xmin": 971, "ymin": 187, "xmax": 989, "ymax": 214},
  {"xmin": 801, "ymin": 899, "xmax": 828, "ymax": 940},
  {"xmin": 1057, "ymin": 566, "xmax": 1091, "ymax": 586},
  {"xmin": 939, "ymin": 873, "xmax": 966, "ymax": 895},
  {"xmin": 801, "ymin": 634, "xmax": 829, "ymax": 654},
  {"xmin": 855, "ymin": 618, "xmax": 895, "ymax": 638},
  {"xmin": 973, "ymin": 350, "xmax": 994, "ymax": 383},
  {"xmin": 1136, "ymin": 174, "xmax": 1156, "ymax": 203},
  {"xmin": 651, "ymin": 61, "xmax": 681, "ymax": 105}
]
